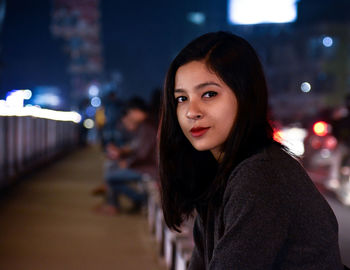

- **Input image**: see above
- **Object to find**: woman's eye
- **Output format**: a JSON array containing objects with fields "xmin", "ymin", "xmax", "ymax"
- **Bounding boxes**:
[
  {"xmin": 203, "ymin": 91, "xmax": 217, "ymax": 98},
  {"xmin": 175, "ymin": 96, "xmax": 187, "ymax": 103}
]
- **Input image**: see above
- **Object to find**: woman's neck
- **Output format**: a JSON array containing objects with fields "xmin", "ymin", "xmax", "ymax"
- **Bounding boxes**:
[{"xmin": 211, "ymin": 149, "xmax": 224, "ymax": 163}]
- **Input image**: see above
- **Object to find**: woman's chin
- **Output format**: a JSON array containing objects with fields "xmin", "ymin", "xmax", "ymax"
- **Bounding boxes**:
[{"xmin": 191, "ymin": 143, "xmax": 212, "ymax": 152}]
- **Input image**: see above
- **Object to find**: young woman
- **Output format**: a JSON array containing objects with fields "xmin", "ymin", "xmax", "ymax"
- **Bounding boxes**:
[{"xmin": 158, "ymin": 32, "xmax": 343, "ymax": 269}]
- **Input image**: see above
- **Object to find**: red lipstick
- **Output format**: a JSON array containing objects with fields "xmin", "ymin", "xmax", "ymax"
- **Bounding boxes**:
[{"xmin": 190, "ymin": 127, "xmax": 210, "ymax": 137}]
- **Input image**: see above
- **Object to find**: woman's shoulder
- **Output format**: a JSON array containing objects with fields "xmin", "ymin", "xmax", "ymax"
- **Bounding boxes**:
[
  {"xmin": 224, "ymin": 143, "xmax": 335, "ymax": 219},
  {"xmin": 224, "ymin": 144, "xmax": 311, "ymax": 203},
  {"xmin": 228, "ymin": 144, "xmax": 301, "ymax": 182}
]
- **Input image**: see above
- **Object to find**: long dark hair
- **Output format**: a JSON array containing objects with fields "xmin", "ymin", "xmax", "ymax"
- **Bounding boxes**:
[{"xmin": 159, "ymin": 31, "xmax": 275, "ymax": 231}]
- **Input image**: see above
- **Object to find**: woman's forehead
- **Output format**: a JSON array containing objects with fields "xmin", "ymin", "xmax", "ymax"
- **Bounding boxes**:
[{"xmin": 174, "ymin": 61, "xmax": 220, "ymax": 90}]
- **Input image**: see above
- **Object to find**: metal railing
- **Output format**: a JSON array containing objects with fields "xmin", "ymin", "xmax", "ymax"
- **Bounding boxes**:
[{"xmin": 0, "ymin": 116, "xmax": 79, "ymax": 189}]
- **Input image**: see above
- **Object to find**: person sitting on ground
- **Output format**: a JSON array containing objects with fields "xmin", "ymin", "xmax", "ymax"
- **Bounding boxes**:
[{"xmin": 95, "ymin": 97, "xmax": 158, "ymax": 215}]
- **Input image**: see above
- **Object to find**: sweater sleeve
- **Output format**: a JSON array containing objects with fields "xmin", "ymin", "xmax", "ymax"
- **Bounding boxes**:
[
  {"xmin": 188, "ymin": 216, "xmax": 206, "ymax": 270},
  {"xmin": 209, "ymin": 163, "xmax": 290, "ymax": 270}
]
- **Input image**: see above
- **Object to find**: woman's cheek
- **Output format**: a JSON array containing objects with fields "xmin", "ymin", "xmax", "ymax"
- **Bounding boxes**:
[{"xmin": 177, "ymin": 107, "xmax": 186, "ymax": 127}]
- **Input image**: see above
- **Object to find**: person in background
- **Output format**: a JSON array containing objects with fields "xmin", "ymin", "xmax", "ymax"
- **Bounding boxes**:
[
  {"xmin": 95, "ymin": 97, "xmax": 157, "ymax": 215},
  {"xmin": 95, "ymin": 105, "xmax": 106, "ymax": 148},
  {"xmin": 158, "ymin": 31, "xmax": 344, "ymax": 269}
]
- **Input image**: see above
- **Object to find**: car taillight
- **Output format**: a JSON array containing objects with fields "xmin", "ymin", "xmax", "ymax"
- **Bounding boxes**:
[
  {"xmin": 310, "ymin": 136, "xmax": 322, "ymax": 149},
  {"xmin": 310, "ymin": 135, "xmax": 337, "ymax": 150},
  {"xmin": 324, "ymin": 136, "xmax": 337, "ymax": 150},
  {"xmin": 313, "ymin": 121, "xmax": 329, "ymax": 136}
]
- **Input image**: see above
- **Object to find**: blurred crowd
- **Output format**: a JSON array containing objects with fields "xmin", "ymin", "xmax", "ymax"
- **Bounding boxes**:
[{"xmin": 92, "ymin": 89, "xmax": 161, "ymax": 215}]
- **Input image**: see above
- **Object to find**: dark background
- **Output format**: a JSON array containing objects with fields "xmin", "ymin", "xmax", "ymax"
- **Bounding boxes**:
[{"xmin": 0, "ymin": 0, "xmax": 349, "ymax": 112}]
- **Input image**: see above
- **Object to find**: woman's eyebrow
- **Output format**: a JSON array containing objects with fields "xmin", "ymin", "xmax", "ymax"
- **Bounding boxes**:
[
  {"xmin": 195, "ymin": 81, "xmax": 221, "ymax": 90},
  {"xmin": 174, "ymin": 88, "xmax": 185, "ymax": 94},
  {"xmin": 174, "ymin": 82, "xmax": 221, "ymax": 93}
]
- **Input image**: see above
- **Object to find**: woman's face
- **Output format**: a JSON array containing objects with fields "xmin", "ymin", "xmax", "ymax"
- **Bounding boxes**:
[
  {"xmin": 174, "ymin": 60, "xmax": 238, "ymax": 160},
  {"xmin": 122, "ymin": 113, "xmax": 137, "ymax": 131}
]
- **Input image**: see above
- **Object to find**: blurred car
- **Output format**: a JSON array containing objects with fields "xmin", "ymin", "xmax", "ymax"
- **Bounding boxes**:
[
  {"xmin": 302, "ymin": 121, "xmax": 338, "ymax": 176},
  {"xmin": 302, "ymin": 120, "xmax": 350, "ymax": 206}
]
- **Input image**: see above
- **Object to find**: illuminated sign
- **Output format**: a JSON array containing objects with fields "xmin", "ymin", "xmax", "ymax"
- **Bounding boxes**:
[{"xmin": 228, "ymin": 0, "xmax": 299, "ymax": 25}]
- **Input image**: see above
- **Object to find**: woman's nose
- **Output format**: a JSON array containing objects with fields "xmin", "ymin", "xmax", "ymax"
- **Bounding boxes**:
[{"xmin": 186, "ymin": 101, "xmax": 203, "ymax": 120}]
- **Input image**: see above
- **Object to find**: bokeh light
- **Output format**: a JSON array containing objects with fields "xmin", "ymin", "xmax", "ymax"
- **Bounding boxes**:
[
  {"xmin": 88, "ymin": 85, "xmax": 99, "ymax": 97},
  {"xmin": 301, "ymin": 82, "xmax": 311, "ymax": 93},
  {"xmin": 322, "ymin": 36, "xmax": 333, "ymax": 47},
  {"xmin": 83, "ymin": 118, "xmax": 94, "ymax": 129},
  {"xmin": 91, "ymin": 96, "xmax": 101, "ymax": 107}
]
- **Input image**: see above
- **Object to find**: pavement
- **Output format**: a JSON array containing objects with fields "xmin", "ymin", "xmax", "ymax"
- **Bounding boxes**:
[
  {"xmin": 308, "ymin": 170, "xmax": 350, "ymax": 266},
  {"xmin": 0, "ymin": 145, "xmax": 165, "ymax": 270},
  {"xmin": 322, "ymin": 191, "xmax": 350, "ymax": 266}
]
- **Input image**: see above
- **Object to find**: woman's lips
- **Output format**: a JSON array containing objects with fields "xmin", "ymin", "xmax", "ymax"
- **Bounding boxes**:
[{"xmin": 190, "ymin": 127, "xmax": 210, "ymax": 137}]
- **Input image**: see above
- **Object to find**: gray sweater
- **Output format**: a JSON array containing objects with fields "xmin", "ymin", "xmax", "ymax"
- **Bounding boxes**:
[{"xmin": 188, "ymin": 145, "xmax": 343, "ymax": 269}]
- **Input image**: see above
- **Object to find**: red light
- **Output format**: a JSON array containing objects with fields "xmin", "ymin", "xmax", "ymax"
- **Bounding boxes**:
[
  {"xmin": 310, "ymin": 137, "xmax": 322, "ymax": 149},
  {"xmin": 313, "ymin": 121, "xmax": 328, "ymax": 136},
  {"xmin": 324, "ymin": 136, "xmax": 337, "ymax": 150},
  {"xmin": 273, "ymin": 130, "xmax": 283, "ymax": 143}
]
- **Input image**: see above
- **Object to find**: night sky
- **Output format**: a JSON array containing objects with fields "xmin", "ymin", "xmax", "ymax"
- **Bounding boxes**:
[
  {"xmin": 0, "ymin": 0, "xmax": 343, "ymax": 107},
  {"xmin": 101, "ymin": 0, "xmax": 189, "ymax": 100},
  {"xmin": 0, "ymin": 0, "xmax": 209, "ymax": 106},
  {"xmin": 0, "ymin": 0, "xmax": 70, "ymax": 100}
]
